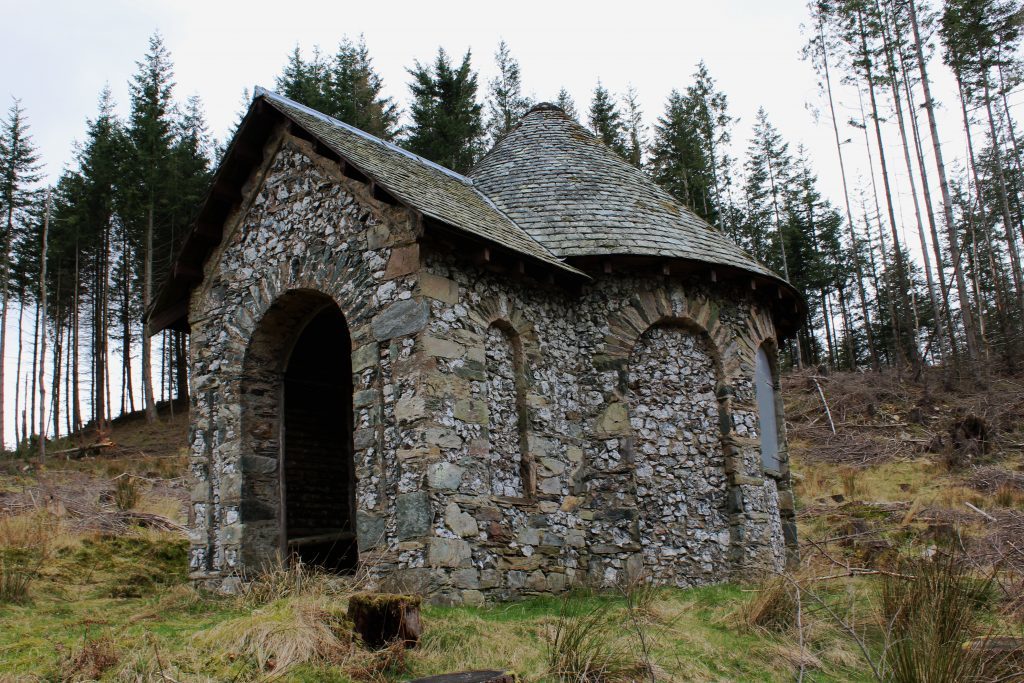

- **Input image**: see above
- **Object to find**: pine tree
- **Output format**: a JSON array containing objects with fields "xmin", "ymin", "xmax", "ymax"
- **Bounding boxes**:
[
  {"xmin": 405, "ymin": 48, "xmax": 485, "ymax": 174},
  {"xmin": 485, "ymin": 40, "xmax": 531, "ymax": 145},
  {"xmin": 555, "ymin": 88, "xmax": 579, "ymax": 121},
  {"xmin": 0, "ymin": 99, "xmax": 44, "ymax": 449},
  {"xmin": 588, "ymin": 82, "xmax": 629, "ymax": 159}
]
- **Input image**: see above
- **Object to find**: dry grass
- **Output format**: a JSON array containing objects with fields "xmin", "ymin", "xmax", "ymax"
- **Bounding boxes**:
[
  {"xmin": 60, "ymin": 634, "xmax": 120, "ymax": 682},
  {"xmin": 740, "ymin": 575, "xmax": 798, "ymax": 633},
  {"xmin": 544, "ymin": 594, "xmax": 644, "ymax": 683},
  {"xmin": 198, "ymin": 597, "xmax": 356, "ymax": 675}
]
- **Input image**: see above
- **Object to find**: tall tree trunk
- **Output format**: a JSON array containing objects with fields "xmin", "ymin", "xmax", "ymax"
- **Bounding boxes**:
[
  {"xmin": 878, "ymin": 0, "xmax": 947, "ymax": 367},
  {"xmin": 72, "ymin": 242, "xmax": 81, "ymax": 437},
  {"xmin": 142, "ymin": 204, "xmax": 156, "ymax": 422},
  {"xmin": 856, "ymin": 4, "xmax": 918, "ymax": 369},
  {"xmin": 14, "ymin": 298, "xmax": 24, "ymax": 450},
  {"xmin": 819, "ymin": 16, "xmax": 879, "ymax": 370},
  {"xmin": 908, "ymin": 0, "xmax": 981, "ymax": 366},
  {"xmin": 858, "ymin": 88, "xmax": 901, "ymax": 363},
  {"xmin": 38, "ymin": 190, "xmax": 48, "ymax": 462},
  {"xmin": 765, "ymin": 152, "xmax": 802, "ymax": 368},
  {"xmin": 981, "ymin": 71, "xmax": 1024, "ymax": 323},
  {"xmin": 960, "ymin": 71, "xmax": 1024, "ymax": 362},
  {"xmin": 896, "ymin": 20, "xmax": 958, "ymax": 366},
  {"xmin": 30, "ymin": 299, "xmax": 39, "ymax": 442}
]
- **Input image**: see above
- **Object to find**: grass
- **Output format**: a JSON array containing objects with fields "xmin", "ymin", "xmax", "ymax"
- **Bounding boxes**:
[{"xmin": 2, "ymin": 370, "xmax": 1023, "ymax": 680}]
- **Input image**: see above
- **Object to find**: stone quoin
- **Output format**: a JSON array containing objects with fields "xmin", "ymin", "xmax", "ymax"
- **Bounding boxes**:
[{"xmin": 149, "ymin": 89, "xmax": 805, "ymax": 603}]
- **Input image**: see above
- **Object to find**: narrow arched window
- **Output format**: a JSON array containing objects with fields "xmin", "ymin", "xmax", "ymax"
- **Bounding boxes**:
[
  {"xmin": 755, "ymin": 345, "xmax": 781, "ymax": 472},
  {"xmin": 485, "ymin": 323, "xmax": 530, "ymax": 497}
]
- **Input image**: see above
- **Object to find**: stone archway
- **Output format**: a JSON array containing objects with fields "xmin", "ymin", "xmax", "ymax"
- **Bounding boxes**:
[{"xmin": 239, "ymin": 289, "xmax": 357, "ymax": 573}]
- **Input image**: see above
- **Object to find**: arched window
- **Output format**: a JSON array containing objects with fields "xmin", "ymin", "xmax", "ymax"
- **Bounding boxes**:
[
  {"xmin": 755, "ymin": 345, "xmax": 781, "ymax": 472},
  {"xmin": 485, "ymin": 323, "xmax": 530, "ymax": 497}
]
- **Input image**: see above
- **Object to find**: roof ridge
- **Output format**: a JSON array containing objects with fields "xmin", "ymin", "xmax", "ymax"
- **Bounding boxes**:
[{"xmin": 254, "ymin": 86, "xmax": 475, "ymax": 186}]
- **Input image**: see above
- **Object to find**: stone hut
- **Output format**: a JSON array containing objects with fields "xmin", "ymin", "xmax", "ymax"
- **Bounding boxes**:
[{"xmin": 150, "ymin": 88, "xmax": 805, "ymax": 603}]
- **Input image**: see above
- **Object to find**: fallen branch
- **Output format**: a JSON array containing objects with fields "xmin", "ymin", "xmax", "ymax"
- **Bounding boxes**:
[
  {"xmin": 965, "ymin": 501, "xmax": 997, "ymax": 522},
  {"xmin": 812, "ymin": 377, "xmax": 837, "ymax": 435}
]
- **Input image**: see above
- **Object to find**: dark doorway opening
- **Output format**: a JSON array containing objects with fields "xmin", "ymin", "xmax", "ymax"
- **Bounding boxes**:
[{"xmin": 282, "ymin": 305, "xmax": 357, "ymax": 572}]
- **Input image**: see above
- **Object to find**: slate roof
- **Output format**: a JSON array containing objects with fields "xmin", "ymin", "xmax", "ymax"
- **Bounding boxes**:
[
  {"xmin": 256, "ymin": 89, "xmax": 584, "ymax": 277},
  {"xmin": 470, "ymin": 103, "xmax": 780, "ymax": 280}
]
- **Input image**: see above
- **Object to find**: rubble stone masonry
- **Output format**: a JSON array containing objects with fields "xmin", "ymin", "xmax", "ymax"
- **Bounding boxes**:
[{"xmin": 186, "ymin": 135, "xmax": 796, "ymax": 602}]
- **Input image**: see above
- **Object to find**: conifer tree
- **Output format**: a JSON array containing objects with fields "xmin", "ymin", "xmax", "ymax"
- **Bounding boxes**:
[
  {"xmin": 125, "ymin": 32, "xmax": 177, "ymax": 424},
  {"xmin": 588, "ymin": 82, "xmax": 629, "ymax": 159},
  {"xmin": 276, "ymin": 38, "xmax": 399, "ymax": 139},
  {"xmin": 650, "ymin": 90, "xmax": 715, "ymax": 220},
  {"xmin": 555, "ymin": 88, "xmax": 579, "ymax": 121},
  {"xmin": 405, "ymin": 48, "xmax": 485, "ymax": 174},
  {"xmin": 620, "ymin": 86, "xmax": 646, "ymax": 168},
  {"xmin": 485, "ymin": 40, "xmax": 532, "ymax": 145},
  {"xmin": 0, "ymin": 99, "xmax": 43, "ymax": 449}
]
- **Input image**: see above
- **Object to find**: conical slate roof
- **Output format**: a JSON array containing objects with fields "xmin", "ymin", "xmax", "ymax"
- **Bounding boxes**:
[{"xmin": 470, "ymin": 103, "xmax": 779, "ymax": 280}]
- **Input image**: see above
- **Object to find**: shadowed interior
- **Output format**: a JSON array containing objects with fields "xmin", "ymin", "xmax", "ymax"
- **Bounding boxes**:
[{"xmin": 283, "ymin": 305, "xmax": 357, "ymax": 572}]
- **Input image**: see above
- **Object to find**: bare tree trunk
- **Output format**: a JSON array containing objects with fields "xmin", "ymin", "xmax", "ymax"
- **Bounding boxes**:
[
  {"xmin": 765, "ymin": 152, "xmax": 802, "ymax": 368},
  {"xmin": 14, "ymin": 298, "xmax": 24, "ymax": 450},
  {"xmin": 981, "ymin": 72, "xmax": 1024, "ymax": 323},
  {"xmin": 819, "ymin": 14, "xmax": 879, "ymax": 371},
  {"xmin": 960, "ymin": 72, "xmax": 1024, "ymax": 363},
  {"xmin": 858, "ymin": 89, "xmax": 901, "ymax": 363},
  {"xmin": 878, "ymin": 0, "xmax": 947, "ymax": 367},
  {"xmin": 72, "ymin": 243, "xmax": 81, "ymax": 437},
  {"xmin": 30, "ymin": 299, "xmax": 39, "ymax": 442},
  {"xmin": 38, "ymin": 190, "xmax": 49, "ymax": 462},
  {"xmin": 897, "ymin": 24, "xmax": 958, "ymax": 365},
  {"xmin": 856, "ymin": 4, "xmax": 919, "ymax": 369},
  {"xmin": 142, "ymin": 204, "xmax": 156, "ymax": 422},
  {"xmin": 908, "ymin": 0, "xmax": 981, "ymax": 366}
]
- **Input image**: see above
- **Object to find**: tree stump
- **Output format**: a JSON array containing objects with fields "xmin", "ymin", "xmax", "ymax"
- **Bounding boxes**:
[
  {"xmin": 409, "ymin": 672, "xmax": 515, "ymax": 683},
  {"xmin": 347, "ymin": 592, "xmax": 423, "ymax": 649}
]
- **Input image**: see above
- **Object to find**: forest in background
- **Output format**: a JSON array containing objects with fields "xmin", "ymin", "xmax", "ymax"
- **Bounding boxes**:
[{"xmin": 1, "ymin": 0, "xmax": 1022, "ymax": 454}]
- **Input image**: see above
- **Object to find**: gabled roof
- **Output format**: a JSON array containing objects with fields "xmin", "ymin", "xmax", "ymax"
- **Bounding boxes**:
[
  {"xmin": 257, "ymin": 90, "xmax": 581, "ymax": 277},
  {"xmin": 470, "ymin": 103, "xmax": 779, "ymax": 280}
]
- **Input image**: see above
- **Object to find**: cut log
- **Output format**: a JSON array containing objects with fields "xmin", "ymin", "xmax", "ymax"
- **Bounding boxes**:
[
  {"xmin": 409, "ymin": 672, "xmax": 515, "ymax": 683},
  {"xmin": 347, "ymin": 592, "xmax": 422, "ymax": 649}
]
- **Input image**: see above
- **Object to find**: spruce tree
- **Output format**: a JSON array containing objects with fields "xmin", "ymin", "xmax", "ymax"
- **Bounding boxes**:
[
  {"xmin": 555, "ymin": 88, "xmax": 579, "ymax": 121},
  {"xmin": 0, "ymin": 99, "xmax": 43, "ymax": 449},
  {"xmin": 276, "ymin": 38, "xmax": 399, "ymax": 139},
  {"xmin": 588, "ymin": 81, "xmax": 629, "ymax": 159},
  {"xmin": 621, "ymin": 85, "xmax": 646, "ymax": 168},
  {"xmin": 485, "ymin": 40, "xmax": 532, "ymax": 145},
  {"xmin": 404, "ymin": 48, "xmax": 485, "ymax": 174},
  {"xmin": 125, "ymin": 32, "xmax": 177, "ymax": 424},
  {"xmin": 650, "ymin": 90, "xmax": 715, "ymax": 220}
]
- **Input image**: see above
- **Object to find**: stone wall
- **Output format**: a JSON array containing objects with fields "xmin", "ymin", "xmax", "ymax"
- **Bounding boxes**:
[
  {"xmin": 628, "ymin": 326, "xmax": 730, "ymax": 586},
  {"xmin": 185, "ymin": 133, "xmax": 796, "ymax": 600}
]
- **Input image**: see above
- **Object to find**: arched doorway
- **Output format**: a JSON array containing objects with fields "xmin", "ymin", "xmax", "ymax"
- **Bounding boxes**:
[{"xmin": 281, "ymin": 303, "xmax": 357, "ymax": 572}]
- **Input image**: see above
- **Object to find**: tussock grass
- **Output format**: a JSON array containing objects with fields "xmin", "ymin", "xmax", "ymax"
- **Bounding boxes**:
[
  {"xmin": 741, "ymin": 575, "xmax": 799, "ymax": 633},
  {"xmin": 113, "ymin": 474, "xmax": 140, "ymax": 511},
  {"xmin": 198, "ymin": 597, "xmax": 356, "ymax": 675},
  {"xmin": 0, "ymin": 510, "xmax": 63, "ymax": 603},
  {"xmin": 879, "ymin": 553, "xmax": 1014, "ymax": 682},
  {"xmin": 544, "ymin": 593, "xmax": 642, "ymax": 683}
]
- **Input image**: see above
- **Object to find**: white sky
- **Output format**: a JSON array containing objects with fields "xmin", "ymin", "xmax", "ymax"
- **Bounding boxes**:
[{"xmin": 0, "ymin": 0, "xmax": 1021, "ymax": 444}]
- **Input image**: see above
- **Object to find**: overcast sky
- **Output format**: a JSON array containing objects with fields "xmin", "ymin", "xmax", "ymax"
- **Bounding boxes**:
[
  {"xmin": 0, "ymin": 0, "xmax": 1020, "ymax": 442},
  {"xmin": 4, "ymin": 0, "xmax": 1012, "ymax": 229}
]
